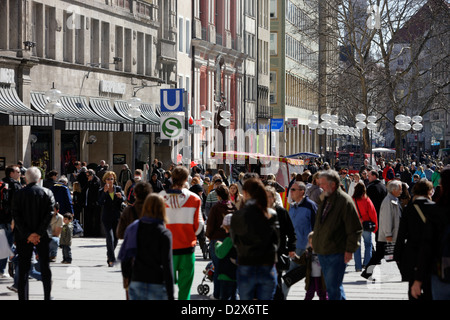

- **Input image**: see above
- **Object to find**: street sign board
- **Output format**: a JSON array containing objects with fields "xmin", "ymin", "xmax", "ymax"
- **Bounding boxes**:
[
  {"xmin": 270, "ymin": 118, "xmax": 284, "ymax": 132},
  {"xmin": 286, "ymin": 118, "xmax": 298, "ymax": 128},
  {"xmin": 160, "ymin": 115, "xmax": 184, "ymax": 140},
  {"xmin": 160, "ymin": 88, "xmax": 184, "ymax": 112}
]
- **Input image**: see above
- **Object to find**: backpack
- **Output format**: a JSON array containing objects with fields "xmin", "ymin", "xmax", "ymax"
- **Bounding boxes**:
[
  {"xmin": 438, "ymin": 224, "xmax": 450, "ymax": 283},
  {"xmin": 127, "ymin": 183, "xmax": 136, "ymax": 204}
]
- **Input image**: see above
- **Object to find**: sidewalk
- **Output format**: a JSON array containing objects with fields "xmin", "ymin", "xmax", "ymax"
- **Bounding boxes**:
[{"xmin": 0, "ymin": 237, "xmax": 408, "ymax": 300}]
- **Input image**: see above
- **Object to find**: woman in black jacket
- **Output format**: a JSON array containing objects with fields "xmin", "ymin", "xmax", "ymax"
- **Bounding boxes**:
[
  {"xmin": 394, "ymin": 179, "xmax": 434, "ymax": 300},
  {"xmin": 230, "ymin": 178, "xmax": 280, "ymax": 300},
  {"xmin": 265, "ymin": 185, "xmax": 297, "ymax": 300},
  {"xmin": 98, "ymin": 171, "xmax": 125, "ymax": 267}
]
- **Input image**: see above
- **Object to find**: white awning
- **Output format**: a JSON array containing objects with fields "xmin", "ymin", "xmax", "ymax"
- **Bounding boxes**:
[{"xmin": 0, "ymin": 85, "xmax": 50, "ymax": 126}]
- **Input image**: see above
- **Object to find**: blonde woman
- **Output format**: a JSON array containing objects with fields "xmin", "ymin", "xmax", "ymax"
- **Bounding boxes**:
[{"xmin": 98, "ymin": 171, "xmax": 125, "ymax": 267}]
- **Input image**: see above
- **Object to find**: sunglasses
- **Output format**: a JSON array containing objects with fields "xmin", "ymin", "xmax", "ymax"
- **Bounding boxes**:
[{"xmin": 290, "ymin": 188, "xmax": 302, "ymax": 191}]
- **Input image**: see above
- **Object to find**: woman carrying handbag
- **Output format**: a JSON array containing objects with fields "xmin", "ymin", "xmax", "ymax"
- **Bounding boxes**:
[{"xmin": 352, "ymin": 183, "xmax": 378, "ymax": 272}]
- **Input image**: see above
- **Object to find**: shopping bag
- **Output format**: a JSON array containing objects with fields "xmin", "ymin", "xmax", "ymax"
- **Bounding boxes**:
[
  {"xmin": 384, "ymin": 242, "xmax": 395, "ymax": 262},
  {"xmin": 0, "ymin": 229, "xmax": 13, "ymax": 260}
]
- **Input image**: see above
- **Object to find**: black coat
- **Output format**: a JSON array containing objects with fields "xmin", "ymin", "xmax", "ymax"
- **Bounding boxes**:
[
  {"xmin": 98, "ymin": 185, "xmax": 125, "ymax": 226},
  {"xmin": 83, "ymin": 176, "xmax": 101, "ymax": 207},
  {"xmin": 394, "ymin": 198, "xmax": 434, "ymax": 281},
  {"xmin": 11, "ymin": 182, "xmax": 55, "ymax": 241},
  {"xmin": 366, "ymin": 179, "xmax": 387, "ymax": 216}
]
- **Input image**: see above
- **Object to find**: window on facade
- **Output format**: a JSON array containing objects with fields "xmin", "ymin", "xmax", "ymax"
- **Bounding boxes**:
[
  {"xmin": 145, "ymin": 34, "xmax": 152, "ymax": 76},
  {"xmin": 101, "ymin": 22, "xmax": 110, "ymax": 68},
  {"xmin": 179, "ymin": 17, "xmax": 183, "ymax": 52},
  {"xmin": 75, "ymin": 15, "xmax": 85, "ymax": 64},
  {"xmin": 137, "ymin": 32, "xmax": 144, "ymax": 74},
  {"xmin": 45, "ymin": 6, "xmax": 56, "ymax": 59},
  {"xmin": 115, "ymin": 26, "xmax": 123, "ymax": 71},
  {"xmin": 270, "ymin": 71, "xmax": 277, "ymax": 104},
  {"xmin": 31, "ymin": 2, "xmax": 44, "ymax": 57},
  {"xmin": 185, "ymin": 19, "xmax": 190, "ymax": 54},
  {"xmin": 270, "ymin": 33, "xmax": 277, "ymax": 55},
  {"xmin": 270, "ymin": 0, "xmax": 277, "ymax": 18},
  {"xmin": 90, "ymin": 19, "xmax": 100, "ymax": 65},
  {"xmin": 124, "ymin": 28, "xmax": 132, "ymax": 72},
  {"xmin": 63, "ymin": 11, "xmax": 74, "ymax": 63}
]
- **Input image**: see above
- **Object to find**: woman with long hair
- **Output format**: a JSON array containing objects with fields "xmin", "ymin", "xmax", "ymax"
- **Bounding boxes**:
[
  {"xmin": 228, "ymin": 183, "xmax": 243, "ymax": 209},
  {"xmin": 119, "ymin": 193, "xmax": 174, "ymax": 300},
  {"xmin": 230, "ymin": 178, "xmax": 280, "ymax": 300},
  {"xmin": 352, "ymin": 183, "xmax": 378, "ymax": 272},
  {"xmin": 98, "ymin": 171, "xmax": 125, "ymax": 267}
]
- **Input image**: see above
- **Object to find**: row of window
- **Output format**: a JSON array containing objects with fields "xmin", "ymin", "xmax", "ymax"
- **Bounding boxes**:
[
  {"xmin": 27, "ymin": 3, "xmax": 155, "ymax": 77},
  {"xmin": 285, "ymin": 35, "xmax": 318, "ymax": 70}
]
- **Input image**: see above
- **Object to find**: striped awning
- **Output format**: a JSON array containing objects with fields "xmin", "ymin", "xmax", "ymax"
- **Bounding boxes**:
[
  {"xmin": 114, "ymin": 100, "xmax": 160, "ymax": 133},
  {"xmin": 89, "ymin": 97, "xmax": 134, "ymax": 132},
  {"xmin": 0, "ymin": 85, "xmax": 51, "ymax": 126},
  {"xmin": 140, "ymin": 103, "xmax": 160, "ymax": 132},
  {"xmin": 31, "ymin": 92, "xmax": 120, "ymax": 131}
]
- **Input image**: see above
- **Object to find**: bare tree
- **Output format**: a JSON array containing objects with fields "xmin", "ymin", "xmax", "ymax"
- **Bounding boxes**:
[{"xmin": 295, "ymin": 0, "xmax": 449, "ymax": 157}]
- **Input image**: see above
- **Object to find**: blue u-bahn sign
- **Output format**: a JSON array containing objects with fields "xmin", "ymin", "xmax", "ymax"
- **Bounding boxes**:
[{"xmin": 160, "ymin": 89, "xmax": 184, "ymax": 112}]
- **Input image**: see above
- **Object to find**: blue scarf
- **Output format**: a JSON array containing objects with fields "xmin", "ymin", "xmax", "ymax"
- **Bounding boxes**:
[{"xmin": 118, "ymin": 217, "xmax": 164, "ymax": 262}]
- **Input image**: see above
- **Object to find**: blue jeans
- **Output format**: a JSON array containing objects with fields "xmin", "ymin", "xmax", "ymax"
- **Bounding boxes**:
[
  {"xmin": 128, "ymin": 281, "xmax": 168, "ymax": 300},
  {"xmin": 209, "ymin": 239, "xmax": 224, "ymax": 299},
  {"xmin": 49, "ymin": 236, "xmax": 60, "ymax": 258},
  {"xmin": 431, "ymin": 274, "xmax": 450, "ymax": 300},
  {"xmin": 318, "ymin": 253, "xmax": 347, "ymax": 300},
  {"xmin": 220, "ymin": 280, "xmax": 237, "ymax": 300},
  {"xmin": 354, "ymin": 231, "xmax": 373, "ymax": 271},
  {"xmin": 236, "ymin": 265, "xmax": 277, "ymax": 300}
]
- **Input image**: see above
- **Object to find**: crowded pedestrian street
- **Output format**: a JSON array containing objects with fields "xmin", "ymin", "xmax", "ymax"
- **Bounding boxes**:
[{"xmin": 0, "ymin": 236, "xmax": 407, "ymax": 301}]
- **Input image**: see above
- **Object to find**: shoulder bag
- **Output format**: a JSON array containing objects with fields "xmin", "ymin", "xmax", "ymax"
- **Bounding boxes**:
[{"xmin": 354, "ymin": 198, "xmax": 376, "ymax": 232}]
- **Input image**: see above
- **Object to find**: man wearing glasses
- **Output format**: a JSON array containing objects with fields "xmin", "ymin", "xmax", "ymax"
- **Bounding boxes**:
[{"xmin": 282, "ymin": 181, "xmax": 317, "ymax": 298}]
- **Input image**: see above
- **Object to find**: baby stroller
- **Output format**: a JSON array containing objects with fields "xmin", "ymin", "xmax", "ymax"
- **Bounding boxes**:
[{"xmin": 197, "ymin": 261, "xmax": 214, "ymax": 295}]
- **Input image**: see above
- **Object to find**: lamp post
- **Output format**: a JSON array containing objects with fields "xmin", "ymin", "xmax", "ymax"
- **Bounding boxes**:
[
  {"xmin": 307, "ymin": 114, "xmax": 319, "ymax": 154},
  {"xmin": 127, "ymin": 96, "xmax": 142, "ymax": 173},
  {"xmin": 44, "ymin": 84, "xmax": 63, "ymax": 171},
  {"xmin": 395, "ymin": 114, "xmax": 423, "ymax": 157}
]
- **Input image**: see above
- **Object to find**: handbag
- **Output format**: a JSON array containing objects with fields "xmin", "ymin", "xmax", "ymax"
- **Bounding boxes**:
[
  {"xmin": 282, "ymin": 264, "xmax": 306, "ymax": 287},
  {"xmin": 354, "ymin": 198, "xmax": 376, "ymax": 232}
]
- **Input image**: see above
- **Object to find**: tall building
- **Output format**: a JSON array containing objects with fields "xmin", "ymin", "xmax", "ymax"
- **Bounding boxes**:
[
  {"xmin": 270, "ymin": 0, "xmax": 320, "ymax": 156},
  {"xmin": 0, "ymin": 0, "xmax": 176, "ymax": 175}
]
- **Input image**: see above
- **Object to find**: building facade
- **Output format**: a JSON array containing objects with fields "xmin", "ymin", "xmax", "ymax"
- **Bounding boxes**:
[{"xmin": 0, "ymin": 0, "xmax": 176, "ymax": 175}]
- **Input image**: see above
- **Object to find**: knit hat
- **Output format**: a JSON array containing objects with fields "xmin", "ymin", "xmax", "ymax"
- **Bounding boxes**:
[
  {"xmin": 221, "ymin": 213, "xmax": 233, "ymax": 228},
  {"xmin": 189, "ymin": 184, "xmax": 204, "ymax": 194}
]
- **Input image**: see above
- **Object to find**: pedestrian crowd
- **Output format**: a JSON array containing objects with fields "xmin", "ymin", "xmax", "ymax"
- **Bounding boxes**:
[{"xmin": 1, "ymin": 152, "xmax": 449, "ymax": 301}]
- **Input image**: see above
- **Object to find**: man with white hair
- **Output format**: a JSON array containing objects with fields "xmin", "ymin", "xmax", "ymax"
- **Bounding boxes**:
[
  {"xmin": 361, "ymin": 180, "xmax": 402, "ymax": 280},
  {"xmin": 311, "ymin": 170, "xmax": 362, "ymax": 300},
  {"xmin": 11, "ymin": 166, "xmax": 55, "ymax": 300}
]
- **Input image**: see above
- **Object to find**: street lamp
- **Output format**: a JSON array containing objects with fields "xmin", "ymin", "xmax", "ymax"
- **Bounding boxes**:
[
  {"xmin": 127, "ymin": 96, "xmax": 142, "ymax": 172},
  {"xmin": 307, "ymin": 114, "xmax": 319, "ymax": 153},
  {"xmin": 44, "ymin": 83, "xmax": 63, "ymax": 171},
  {"xmin": 395, "ymin": 114, "xmax": 423, "ymax": 155}
]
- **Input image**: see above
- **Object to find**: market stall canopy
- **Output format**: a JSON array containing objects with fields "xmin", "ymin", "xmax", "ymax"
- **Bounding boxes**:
[
  {"xmin": 372, "ymin": 147, "xmax": 396, "ymax": 153},
  {"xmin": 286, "ymin": 152, "xmax": 320, "ymax": 158}
]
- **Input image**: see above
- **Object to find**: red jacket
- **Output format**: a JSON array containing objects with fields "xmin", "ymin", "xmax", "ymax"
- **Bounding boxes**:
[{"xmin": 353, "ymin": 196, "xmax": 378, "ymax": 233}]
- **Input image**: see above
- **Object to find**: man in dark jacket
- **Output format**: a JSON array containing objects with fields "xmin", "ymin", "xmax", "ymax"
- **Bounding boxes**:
[
  {"xmin": 0, "ymin": 165, "xmax": 22, "ymax": 277},
  {"xmin": 11, "ymin": 166, "xmax": 55, "ymax": 300},
  {"xmin": 312, "ymin": 170, "xmax": 362, "ymax": 300},
  {"xmin": 82, "ymin": 169, "xmax": 102, "ymax": 237}
]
